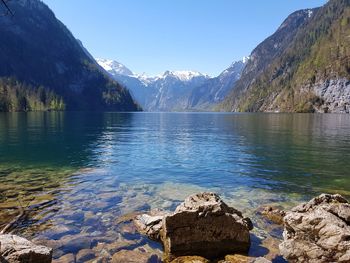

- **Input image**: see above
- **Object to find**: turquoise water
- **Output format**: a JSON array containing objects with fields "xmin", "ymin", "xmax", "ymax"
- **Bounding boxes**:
[{"xmin": 0, "ymin": 112, "xmax": 350, "ymax": 261}]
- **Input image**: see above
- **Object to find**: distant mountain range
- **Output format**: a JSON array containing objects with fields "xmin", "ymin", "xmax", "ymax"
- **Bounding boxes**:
[
  {"xmin": 97, "ymin": 58, "xmax": 246, "ymax": 111},
  {"xmin": 0, "ymin": 0, "xmax": 140, "ymax": 112},
  {"xmin": 221, "ymin": 0, "xmax": 350, "ymax": 113}
]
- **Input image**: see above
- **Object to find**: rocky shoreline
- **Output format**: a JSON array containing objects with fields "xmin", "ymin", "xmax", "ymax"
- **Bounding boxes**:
[{"xmin": 1, "ymin": 193, "xmax": 349, "ymax": 263}]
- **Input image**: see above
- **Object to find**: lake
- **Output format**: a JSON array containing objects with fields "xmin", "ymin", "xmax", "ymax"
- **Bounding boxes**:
[{"xmin": 0, "ymin": 112, "xmax": 349, "ymax": 261}]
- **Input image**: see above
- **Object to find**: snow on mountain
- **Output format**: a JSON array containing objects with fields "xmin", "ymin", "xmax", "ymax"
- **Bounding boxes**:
[
  {"xmin": 96, "ymin": 57, "xmax": 243, "ymax": 111},
  {"xmin": 96, "ymin": 58, "xmax": 210, "ymax": 82},
  {"xmin": 160, "ymin": 70, "xmax": 210, "ymax": 82},
  {"xmin": 96, "ymin": 58, "xmax": 134, "ymax": 76},
  {"xmin": 242, "ymin": 56, "xmax": 250, "ymax": 64}
]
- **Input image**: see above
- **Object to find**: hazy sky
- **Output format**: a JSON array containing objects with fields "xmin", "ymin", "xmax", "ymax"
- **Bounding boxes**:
[{"xmin": 43, "ymin": 0, "xmax": 327, "ymax": 76}]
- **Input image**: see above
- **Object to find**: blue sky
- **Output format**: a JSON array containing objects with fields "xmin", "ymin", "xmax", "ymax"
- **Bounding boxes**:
[{"xmin": 43, "ymin": 0, "xmax": 327, "ymax": 76}]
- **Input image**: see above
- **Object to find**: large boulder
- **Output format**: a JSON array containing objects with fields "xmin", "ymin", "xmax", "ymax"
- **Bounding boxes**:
[
  {"xmin": 279, "ymin": 194, "xmax": 350, "ymax": 263},
  {"xmin": 0, "ymin": 234, "xmax": 52, "ymax": 263},
  {"xmin": 161, "ymin": 192, "xmax": 253, "ymax": 261}
]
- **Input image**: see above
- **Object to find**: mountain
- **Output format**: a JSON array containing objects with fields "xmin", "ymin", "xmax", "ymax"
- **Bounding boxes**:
[
  {"xmin": 0, "ymin": 0, "xmax": 140, "ymax": 112},
  {"xmin": 186, "ymin": 59, "xmax": 246, "ymax": 110},
  {"xmin": 97, "ymin": 58, "xmax": 212, "ymax": 111},
  {"xmin": 97, "ymin": 58, "xmax": 245, "ymax": 111},
  {"xmin": 221, "ymin": 0, "xmax": 350, "ymax": 113},
  {"xmin": 96, "ymin": 59, "xmax": 134, "ymax": 76}
]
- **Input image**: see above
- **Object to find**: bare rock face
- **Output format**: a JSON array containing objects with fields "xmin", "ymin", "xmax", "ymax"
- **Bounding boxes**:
[
  {"xmin": 0, "ymin": 234, "xmax": 53, "ymax": 263},
  {"xmin": 279, "ymin": 194, "xmax": 350, "ymax": 263},
  {"xmin": 161, "ymin": 192, "xmax": 253, "ymax": 261}
]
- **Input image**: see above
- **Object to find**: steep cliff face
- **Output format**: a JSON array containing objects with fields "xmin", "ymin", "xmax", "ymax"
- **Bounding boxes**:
[
  {"xmin": 221, "ymin": 0, "xmax": 350, "ymax": 113},
  {"xmin": 0, "ymin": 0, "xmax": 140, "ymax": 111},
  {"xmin": 186, "ymin": 60, "xmax": 245, "ymax": 110}
]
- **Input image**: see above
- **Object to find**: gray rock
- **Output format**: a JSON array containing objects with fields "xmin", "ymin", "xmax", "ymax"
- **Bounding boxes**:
[
  {"xmin": 161, "ymin": 192, "xmax": 253, "ymax": 261},
  {"xmin": 250, "ymin": 257, "xmax": 272, "ymax": 263},
  {"xmin": 279, "ymin": 193, "xmax": 350, "ymax": 263},
  {"xmin": 134, "ymin": 214, "xmax": 164, "ymax": 241},
  {"xmin": 314, "ymin": 78, "xmax": 350, "ymax": 113},
  {"xmin": 0, "ymin": 234, "xmax": 52, "ymax": 263}
]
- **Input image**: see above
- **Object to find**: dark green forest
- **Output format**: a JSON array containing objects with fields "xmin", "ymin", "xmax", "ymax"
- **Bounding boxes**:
[
  {"xmin": 0, "ymin": 0, "xmax": 140, "ymax": 112},
  {"xmin": 0, "ymin": 78, "xmax": 65, "ymax": 112}
]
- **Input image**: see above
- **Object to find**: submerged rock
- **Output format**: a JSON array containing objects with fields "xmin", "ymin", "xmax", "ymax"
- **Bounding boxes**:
[
  {"xmin": 134, "ymin": 214, "xmax": 164, "ymax": 241},
  {"xmin": 76, "ymin": 248, "xmax": 96, "ymax": 262},
  {"xmin": 111, "ymin": 245, "xmax": 162, "ymax": 263},
  {"xmin": 0, "ymin": 234, "xmax": 52, "ymax": 263},
  {"xmin": 170, "ymin": 256, "xmax": 209, "ymax": 263},
  {"xmin": 52, "ymin": 253, "xmax": 75, "ymax": 263},
  {"xmin": 279, "ymin": 193, "xmax": 350, "ymax": 263},
  {"xmin": 261, "ymin": 206, "xmax": 286, "ymax": 225},
  {"xmin": 250, "ymin": 257, "xmax": 272, "ymax": 263},
  {"xmin": 220, "ymin": 254, "xmax": 252, "ymax": 263}
]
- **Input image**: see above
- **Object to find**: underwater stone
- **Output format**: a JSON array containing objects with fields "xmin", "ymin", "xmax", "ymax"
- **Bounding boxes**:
[
  {"xmin": 52, "ymin": 253, "xmax": 75, "ymax": 263},
  {"xmin": 76, "ymin": 248, "xmax": 96, "ymax": 262},
  {"xmin": 134, "ymin": 214, "xmax": 165, "ymax": 241},
  {"xmin": 111, "ymin": 246, "xmax": 162, "ymax": 263},
  {"xmin": 261, "ymin": 206, "xmax": 286, "ymax": 225},
  {"xmin": 170, "ymin": 256, "xmax": 210, "ymax": 263}
]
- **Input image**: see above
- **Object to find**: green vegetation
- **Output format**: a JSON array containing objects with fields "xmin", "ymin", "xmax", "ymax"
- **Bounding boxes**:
[
  {"xmin": 221, "ymin": 0, "xmax": 350, "ymax": 112},
  {"xmin": 0, "ymin": 78, "xmax": 65, "ymax": 112},
  {"xmin": 0, "ymin": 0, "xmax": 140, "ymax": 112}
]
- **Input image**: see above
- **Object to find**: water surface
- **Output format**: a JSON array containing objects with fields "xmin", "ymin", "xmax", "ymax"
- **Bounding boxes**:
[{"xmin": 0, "ymin": 112, "xmax": 349, "ymax": 261}]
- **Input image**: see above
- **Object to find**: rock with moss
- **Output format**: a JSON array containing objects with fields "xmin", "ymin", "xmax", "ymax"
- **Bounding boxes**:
[
  {"xmin": 0, "ymin": 234, "xmax": 52, "ymax": 263},
  {"xmin": 279, "ymin": 193, "xmax": 350, "ymax": 263}
]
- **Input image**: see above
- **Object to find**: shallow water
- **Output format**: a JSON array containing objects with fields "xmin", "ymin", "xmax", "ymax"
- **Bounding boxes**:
[{"xmin": 0, "ymin": 112, "xmax": 349, "ymax": 261}]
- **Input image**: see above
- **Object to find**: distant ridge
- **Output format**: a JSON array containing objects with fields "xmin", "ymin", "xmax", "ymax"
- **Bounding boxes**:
[{"xmin": 97, "ymin": 58, "xmax": 245, "ymax": 111}]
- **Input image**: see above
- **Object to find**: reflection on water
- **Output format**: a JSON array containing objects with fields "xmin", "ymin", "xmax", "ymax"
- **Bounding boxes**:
[{"xmin": 0, "ymin": 112, "xmax": 349, "ymax": 261}]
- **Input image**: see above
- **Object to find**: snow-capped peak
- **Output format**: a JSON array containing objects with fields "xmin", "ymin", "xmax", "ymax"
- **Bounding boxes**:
[
  {"xmin": 307, "ymin": 9, "xmax": 313, "ymax": 18},
  {"xmin": 161, "ymin": 70, "xmax": 210, "ymax": 81},
  {"xmin": 96, "ymin": 58, "xmax": 134, "ymax": 76},
  {"xmin": 242, "ymin": 56, "xmax": 250, "ymax": 64},
  {"xmin": 97, "ymin": 58, "xmax": 210, "ymax": 83}
]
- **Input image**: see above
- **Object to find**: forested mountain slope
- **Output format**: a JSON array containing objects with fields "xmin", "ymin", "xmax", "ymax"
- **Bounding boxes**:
[
  {"xmin": 0, "ymin": 0, "xmax": 140, "ymax": 112},
  {"xmin": 221, "ymin": 0, "xmax": 350, "ymax": 113}
]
